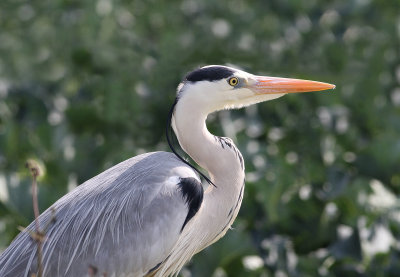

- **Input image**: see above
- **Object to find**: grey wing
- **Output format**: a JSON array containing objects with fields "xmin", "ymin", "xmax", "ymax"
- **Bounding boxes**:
[{"xmin": 0, "ymin": 151, "xmax": 202, "ymax": 277}]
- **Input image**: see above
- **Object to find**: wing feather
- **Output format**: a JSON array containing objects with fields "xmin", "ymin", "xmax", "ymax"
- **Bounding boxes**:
[{"xmin": 0, "ymin": 151, "xmax": 200, "ymax": 277}]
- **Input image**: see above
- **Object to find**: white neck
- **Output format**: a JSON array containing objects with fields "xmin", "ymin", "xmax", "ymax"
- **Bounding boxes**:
[
  {"xmin": 172, "ymin": 94, "xmax": 245, "ymax": 246},
  {"xmin": 160, "ymin": 85, "xmax": 247, "ymax": 276}
]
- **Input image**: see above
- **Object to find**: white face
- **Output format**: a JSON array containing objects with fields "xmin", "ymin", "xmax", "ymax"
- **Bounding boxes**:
[
  {"xmin": 176, "ymin": 65, "xmax": 334, "ymax": 114},
  {"xmin": 177, "ymin": 67, "xmax": 285, "ymax": 114}
]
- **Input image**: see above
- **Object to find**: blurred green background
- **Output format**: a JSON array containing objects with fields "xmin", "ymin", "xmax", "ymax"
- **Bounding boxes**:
[{"xmin": 1, "ymin": 0, "xmax": 400, "ymax": 276}]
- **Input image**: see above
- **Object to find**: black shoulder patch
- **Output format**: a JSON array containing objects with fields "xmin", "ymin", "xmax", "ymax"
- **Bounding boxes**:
[
  {"xmin": 185, "ymin": 66, "xmax": 234, "ymax": 82},
  {"xmin": 178, "ymin": 177, "xmax": 204, "ymax": 231}
]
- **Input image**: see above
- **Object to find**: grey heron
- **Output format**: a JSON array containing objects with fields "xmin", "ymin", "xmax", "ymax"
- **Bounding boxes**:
[{"xmin": 0, "ymin": 65, "xmax": 334, "ymax": 276}]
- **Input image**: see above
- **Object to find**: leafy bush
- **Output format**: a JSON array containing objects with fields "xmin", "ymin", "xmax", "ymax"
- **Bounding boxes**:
[{"xmin": 1, "ymin": 0, "xmax": 400, "ymax": 275}]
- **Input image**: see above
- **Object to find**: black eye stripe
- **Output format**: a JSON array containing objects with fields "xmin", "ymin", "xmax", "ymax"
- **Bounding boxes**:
[{"xmin": 185, "ymin": 66, "xmax": 235, "ymax": 82}]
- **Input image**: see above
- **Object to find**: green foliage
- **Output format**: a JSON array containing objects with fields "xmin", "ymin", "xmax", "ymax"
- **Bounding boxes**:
[{"xmin": 1, "ymin": 0, "xmax": 400, "ymax": 275}]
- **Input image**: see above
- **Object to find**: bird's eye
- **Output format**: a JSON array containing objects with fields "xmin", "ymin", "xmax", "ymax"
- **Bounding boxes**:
[{"xmin": 228, "ymin": 77, "xmax": 239, "ymax": 87}]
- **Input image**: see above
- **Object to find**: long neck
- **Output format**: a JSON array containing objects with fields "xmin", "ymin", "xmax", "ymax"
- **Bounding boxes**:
[
  {"xmin": 160, "ymin": 97, "xmax": 246, "ymax": 276},
  {"xmin": 172, "ymin": 96, "xmax": 245, "ymax": 244},
  {"xmin": 172, "ymin": 98, "xmax": 244, "ymax": 188}
]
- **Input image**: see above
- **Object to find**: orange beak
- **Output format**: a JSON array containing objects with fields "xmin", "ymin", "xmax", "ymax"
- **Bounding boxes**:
[{"xmin": 249, "ymin": 76, "xmax": 335, "ymax": 94}]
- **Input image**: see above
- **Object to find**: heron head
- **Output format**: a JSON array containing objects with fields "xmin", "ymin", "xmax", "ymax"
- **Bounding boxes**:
[{"xmin": 176, "ymin": 65, "xmax": 335, "ymax": 113}]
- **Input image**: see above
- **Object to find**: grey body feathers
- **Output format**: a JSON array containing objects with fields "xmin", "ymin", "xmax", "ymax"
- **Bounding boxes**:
[{"xmin": 0, "ymin": 152, "xmax": 201, "ymax": 277}]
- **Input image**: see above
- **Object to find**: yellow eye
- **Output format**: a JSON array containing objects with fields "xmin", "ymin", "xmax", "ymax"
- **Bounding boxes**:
[{"xmin": 228, "ymin": 77, "xmax": 239, "ymax": 87}]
